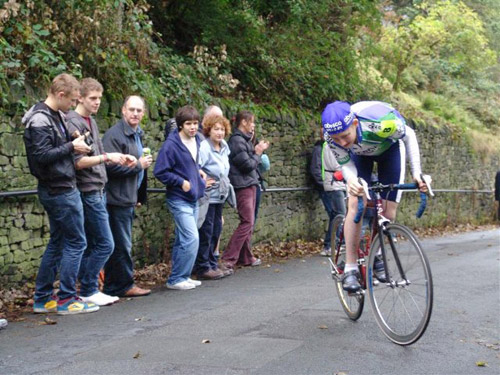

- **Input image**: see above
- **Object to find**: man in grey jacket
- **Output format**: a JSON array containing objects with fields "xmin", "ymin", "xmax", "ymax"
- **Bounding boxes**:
[
  {"xmin": 102, "ymin": 95, "xmax": 152, "ymax": 297},
  {"xmin": 66, "ymin": 78, "xmax": 135, "ymax": 306}
]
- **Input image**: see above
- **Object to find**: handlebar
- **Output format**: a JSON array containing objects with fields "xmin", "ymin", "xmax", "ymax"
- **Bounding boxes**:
[{"xmin": 353, "ymin": 175, "xmax": 433, "ymax": 223}]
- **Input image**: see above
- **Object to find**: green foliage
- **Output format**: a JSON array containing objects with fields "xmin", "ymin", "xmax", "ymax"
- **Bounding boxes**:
[
  {"xmin": 0, "ymin": 0, "xmax": 498, "ymax": 156},
  {"xmin": 149, "ymin": 0, "xmax": 380, "ymax": 109},
  {"xmin": 377, "ymin": 0, "xmax": 497, "ymax": 92}
]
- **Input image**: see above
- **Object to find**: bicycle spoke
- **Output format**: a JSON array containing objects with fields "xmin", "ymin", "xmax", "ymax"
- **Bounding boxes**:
[{"xmin": 368, "ymin": 225, "xmax": 433, "ymax": 345}]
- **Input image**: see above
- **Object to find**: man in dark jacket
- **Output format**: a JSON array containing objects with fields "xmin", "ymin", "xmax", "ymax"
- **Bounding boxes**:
[
  {"xmin": 154, "ymin": 105, "xmax": 207, "ymax": 290},
  {"xmin": 221, "ymin": 111, "xmax": 269, "ymax": 269},
  {"xmin": 102, "ymin": 95, "xmax": 152, "ymax": 297},
  {"xmin": 310, "ymin": 138, "xmax": 346, "ymax": 256},
  {"xmin": 23, "ymin": 73, "xmax": 99, "ymax": 315},
  {"xmin": 66, "ymin": 78, "xmax": 135, "ymax": 306}
]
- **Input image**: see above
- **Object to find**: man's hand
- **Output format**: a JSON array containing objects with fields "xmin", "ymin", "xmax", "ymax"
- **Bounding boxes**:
[
  {"xmin": 206, "ymin": 177, "xmax": 216, "ymax": 189},
  {"xmin": 106, "ymin": 152, "xmax": 127, "ymax": 165},
  {"xmin": 123, "ymin": 155, "xmax": 137, "ymax": 168},
  {"xmin": 416, "ymin": 174, "xmax": 433, "ymax": 195},
  {"xmin": 182, "ymin": 180, "xmax": 191, "ymax": 192},
  {"xmin": 199, "ymin": 169, "xmax": 207, "ymax": 180},
  {"xmin": 415, "ymin": 177, "xmax": 427, "ymax": 193},
  {"xmin": 139, "ymin": 155, "xmax": 153, "ymax": 169},
  {"xmin": 347, "ymin": 177, "xmax": 364, "ymax": 197},
  {"xmin": 72, "ymin": 135, "xmax": 91, "ymax": 154},
  {"xmin": 254, "ymin": 140, "xmax": 270, "ymax": 155}
]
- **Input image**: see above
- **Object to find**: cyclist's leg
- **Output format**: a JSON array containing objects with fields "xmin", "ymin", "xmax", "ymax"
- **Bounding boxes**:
[
  {"xmin": 377, "ymin": 140, "xmax": 406, "ymax": 221},
  {"xmin": 373, "ymin": 141, "xmax": 406, "ymax": 280},
  {"xmin": 342, "ymin": 155, "xmax": 373, "ymax": 291}
]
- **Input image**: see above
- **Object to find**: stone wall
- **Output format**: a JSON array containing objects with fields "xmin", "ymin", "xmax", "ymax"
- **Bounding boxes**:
[{"xmin": 0, "ymin": 101, "xmax": 498, "ymax": 286}]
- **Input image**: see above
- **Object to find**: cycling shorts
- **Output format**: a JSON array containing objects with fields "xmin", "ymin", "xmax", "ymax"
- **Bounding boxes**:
[{"xmin": 351, "ymin": 140, "xmax": 406, "ymax": 203}]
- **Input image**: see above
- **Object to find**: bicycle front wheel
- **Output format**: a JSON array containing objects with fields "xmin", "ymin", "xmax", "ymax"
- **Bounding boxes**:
[
  {"xmin": 331, "ymin": 214, "xmax": 364, "ymax": 321},
  {"xmin": 367, "ymin": 224, "xmax": 433, "ymax": 345}
]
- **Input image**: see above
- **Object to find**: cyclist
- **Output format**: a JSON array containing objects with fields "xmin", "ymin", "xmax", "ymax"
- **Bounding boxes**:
[{"xmin": 321, "ymin": 101, "xmax": 428, "ymax": 292}]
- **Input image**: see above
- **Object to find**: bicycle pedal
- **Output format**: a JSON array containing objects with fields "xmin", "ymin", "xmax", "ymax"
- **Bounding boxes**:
[{"xmin": 347, "ymin": 289, "xmax": 365, "ymax": 296}]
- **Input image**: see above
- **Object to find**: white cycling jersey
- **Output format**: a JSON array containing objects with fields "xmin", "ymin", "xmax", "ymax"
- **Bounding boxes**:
[{"xmin": 324, "ymin": 101, "xmax": 422, "ymax": 183}]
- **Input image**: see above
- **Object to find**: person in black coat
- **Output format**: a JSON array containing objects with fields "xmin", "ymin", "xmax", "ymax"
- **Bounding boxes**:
[{"xmin": 221, "ymin": 111, "xmax": 269, "ymax": 269}]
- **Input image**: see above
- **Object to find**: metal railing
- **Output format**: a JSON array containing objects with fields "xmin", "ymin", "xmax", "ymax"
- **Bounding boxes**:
[{"xmin": 0, "ymin": 187, "xmax": 493, "ymax": 199}]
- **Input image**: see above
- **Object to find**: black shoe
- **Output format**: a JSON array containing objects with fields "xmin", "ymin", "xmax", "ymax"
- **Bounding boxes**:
[
  {"xmin": 342, "ymin": 270, "xmax": 361, "ymax": 292},
  {"xmin": 374, "ymin": 256, "xmax": 387, "ymax": 282}
]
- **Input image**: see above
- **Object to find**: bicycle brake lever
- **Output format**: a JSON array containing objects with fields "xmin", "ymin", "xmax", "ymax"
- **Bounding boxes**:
[
  {"xmin": 421, "ymin": 174, "xmax": 434, "ymax": 197},
  {"xmin": 360, "ymin": 178, "xmax": 370, "ymax": 199}
]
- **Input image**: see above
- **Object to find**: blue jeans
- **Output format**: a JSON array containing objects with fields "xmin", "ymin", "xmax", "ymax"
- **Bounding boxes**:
[
  {"xmin": 167, "ymin": 198, "xmax": 199, "ymax": 285},
  {"xmin": 103, "ymin": 205, "xmax": 135, "ymax": 296},
  {"xmin": 35, "ymin": 186, "xmax": 87, "ymax": 302},
  {"xmin": 320, "ymin": 190, "xmax": 346, "ymax": 249},
  {"xmin": 194, "ymin": 203, "xmax": 223, "ymax": 275},
  {"xmin": 78, "ymin": 191, "xmax": 114, "ymax": 297}
]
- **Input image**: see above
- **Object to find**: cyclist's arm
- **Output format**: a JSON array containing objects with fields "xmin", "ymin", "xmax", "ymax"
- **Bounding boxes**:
[{"xmin": 402, "ymin": 125, "xmax": 422, "ymax": 180}]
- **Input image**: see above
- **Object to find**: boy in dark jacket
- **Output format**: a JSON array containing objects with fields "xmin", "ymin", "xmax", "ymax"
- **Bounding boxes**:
[
  {"xmin": 154, "ymin": 105, "xmax": 207, "ymax": 290},
  {"xmin": 23, "ymin": 73, "xmax": 98, "ymax": 315},
  {"xmin": 66, "ymin": 78, "xmax": 135, "ymax": 306}
]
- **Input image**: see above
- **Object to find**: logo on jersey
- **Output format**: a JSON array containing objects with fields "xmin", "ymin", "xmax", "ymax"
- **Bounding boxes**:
[
  {"xmin": 375, "ymin": 119, "xmax": 398, "ymax": 138},
  {"xmin": 323, "ymin": 110, "xmax": 354, "ymax": 134}
]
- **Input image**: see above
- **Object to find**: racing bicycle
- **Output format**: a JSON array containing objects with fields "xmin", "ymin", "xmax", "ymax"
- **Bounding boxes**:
[{"xmin": 328, "ymin": 176, "xmax": 434, "ymax": 345}]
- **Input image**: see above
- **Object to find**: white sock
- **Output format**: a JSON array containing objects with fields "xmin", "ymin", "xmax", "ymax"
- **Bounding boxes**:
[{"xmin": 344, "ymin": 263, "xmax": 358, "ymax": 273}]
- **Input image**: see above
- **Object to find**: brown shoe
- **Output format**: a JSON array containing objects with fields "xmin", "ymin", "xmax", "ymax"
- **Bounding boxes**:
[
  {"xmin": 198, "ymin": 269, "xmax": 225, "ymax": 280},
  {"xmin": 218, "ymin": 264, "xmax": 234, "ymax": 276},
  {"xmin": 122, "ymin": 285, "xmax": 151, "ymax": 297}
]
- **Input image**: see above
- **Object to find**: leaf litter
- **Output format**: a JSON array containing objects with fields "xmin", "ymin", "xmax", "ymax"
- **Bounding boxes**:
[{"xmin": 0, "ymin": 223, "xmax": 495, "ymax": 321}]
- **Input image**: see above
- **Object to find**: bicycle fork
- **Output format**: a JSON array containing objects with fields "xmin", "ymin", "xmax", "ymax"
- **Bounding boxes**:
[{"xmin": 380, "ymin": 227, "xmax": 410, "ymax": 288}]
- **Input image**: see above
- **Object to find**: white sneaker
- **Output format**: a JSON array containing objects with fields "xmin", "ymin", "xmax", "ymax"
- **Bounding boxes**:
[
  {"xmin": 320, "ymin": 248, "xmax": 332, "ymax": 257},
  {"xmin": 166, "ymin": 280, "xmax": 195, "ymax": 290},
  {"xmin": 80, "ymin": 292, "xmax": 119, "ymax": 306},
  {"xmin": 186, "ymin": 278, "xmax": 202, "ymax": 286}
]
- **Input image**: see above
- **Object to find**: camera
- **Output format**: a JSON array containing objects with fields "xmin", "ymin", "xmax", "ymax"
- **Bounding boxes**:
[
  {"xmin": 83, "ymin": 132, "xmax": 96, "ymax": 156},
  {"xmin": 71, "ymin": 130, "xmax": 96, "ymax": 156}
]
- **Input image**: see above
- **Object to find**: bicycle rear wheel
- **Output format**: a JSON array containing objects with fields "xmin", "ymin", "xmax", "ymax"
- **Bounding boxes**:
[
  {"xmin": 367, "ymin": 224, "xmax": 433, "ymax": 345},
  {"xmin": 330, "ymin": 214, "xmax": 364, "ymax": 321}
]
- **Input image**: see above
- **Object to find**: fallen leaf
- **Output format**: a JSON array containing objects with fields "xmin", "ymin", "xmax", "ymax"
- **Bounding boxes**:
[
  {"xmin": 318, "ymin": 325, "xmax": 328, "ymax": 329},
  {"xmin": 133, "ymin": 351, "xmax": 141, "ymax": 359},
  {"xmin": 475, "ymin": 361, "xmax": 487, "ymax": 367},
  {"xmin": 40, "ymin": 317, "xmax": 57, "ymax": 325},
  {"xmin": 274, "ymin": 269, "xmax": 281, "ymax": 273},
  {"xmin": 134, "ymin": 317, "xmax": 144, "ymax": 321},
  {"xmin": 202, "ymin": 339, "xmax": 211, "ymax": 344},
  {"xmin": 335, "ymin": 372, "xmax": 348, "ymax": 375}
]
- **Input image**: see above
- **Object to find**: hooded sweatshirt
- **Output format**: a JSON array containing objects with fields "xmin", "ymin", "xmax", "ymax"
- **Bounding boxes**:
[
  {"xmin": 22, "ymin": 102, "xmax": 76, "ymax": 193},
  {"xmin": 154, "ymin": 129, "xmax": 206, "ymax": 202}
]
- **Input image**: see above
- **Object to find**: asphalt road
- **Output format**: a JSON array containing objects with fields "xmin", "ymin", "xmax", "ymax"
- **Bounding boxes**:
[{"xmin": 0, "ymin": 229, "xmax": 499, "ymax": 375}]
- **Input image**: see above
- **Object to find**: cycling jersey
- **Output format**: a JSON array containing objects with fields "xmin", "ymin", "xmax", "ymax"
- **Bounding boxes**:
[{"xmin": 324, "ymin": 101, "xmax": 422, "ymax": 183}]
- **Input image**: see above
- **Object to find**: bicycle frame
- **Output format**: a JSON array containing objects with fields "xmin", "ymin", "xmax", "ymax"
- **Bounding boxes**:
[{"xmin": 333, "ymin": 180, "xmax": 428, "ymax": 290}]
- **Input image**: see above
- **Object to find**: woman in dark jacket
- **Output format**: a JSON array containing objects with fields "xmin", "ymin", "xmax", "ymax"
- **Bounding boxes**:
[{"xmin": 221, "ymin": 111, "xmax": 269, "ymax": 269}]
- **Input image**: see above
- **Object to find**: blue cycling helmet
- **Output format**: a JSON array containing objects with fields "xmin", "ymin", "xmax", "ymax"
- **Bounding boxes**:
[{"xmin": 321, "ymin": 101, "xmax": 355, "ymax": 135}]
